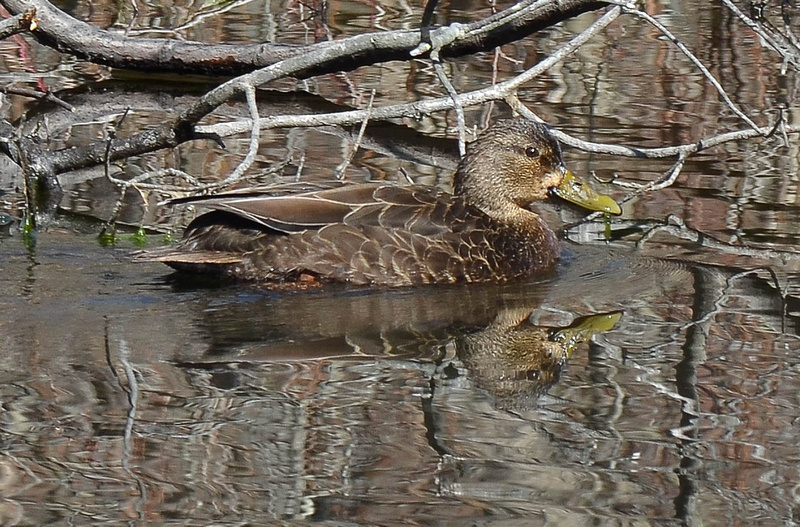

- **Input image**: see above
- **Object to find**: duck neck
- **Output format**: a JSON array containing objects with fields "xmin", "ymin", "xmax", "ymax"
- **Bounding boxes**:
[
  {"xmin": 455, "ymin": 162, "xmax": 560, "ymax": 269},
  {"xmin": 454, "ymin": 162, "xmax": 540, "ymax": 231}
]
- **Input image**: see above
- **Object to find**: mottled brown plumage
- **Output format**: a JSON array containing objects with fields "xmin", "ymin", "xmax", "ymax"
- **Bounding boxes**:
[{"xmin": 140, "ymin": 118, "xmax": 620, "ymax": 286}]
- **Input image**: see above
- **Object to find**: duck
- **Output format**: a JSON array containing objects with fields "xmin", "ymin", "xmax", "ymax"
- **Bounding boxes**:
[{"xmin": 140, "ymin": 118, "xmax": 621, "ymax": 286}]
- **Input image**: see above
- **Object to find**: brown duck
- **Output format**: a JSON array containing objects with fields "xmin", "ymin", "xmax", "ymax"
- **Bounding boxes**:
[{"xmin": 142, "ymin": 118, "xmax": 621, "ymax": 286}]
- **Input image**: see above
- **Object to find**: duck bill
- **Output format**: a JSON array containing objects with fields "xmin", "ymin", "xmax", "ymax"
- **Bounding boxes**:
[
  {"xmin": 551, "ymin": 170, "xmax": 622, "ymax": 215},
  {"xmin": 548, "ymin": 311, "xmax": 623, "ymax": 357}
]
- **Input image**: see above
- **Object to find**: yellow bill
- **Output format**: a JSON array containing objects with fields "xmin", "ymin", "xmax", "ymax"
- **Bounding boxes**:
[
  {"xmin": 551, "ymin": 170, "xmax": 622, "ymax": 216},
  {"xmin": 549, "ymin": 311, "xmax": 623, "ymax": 357}
]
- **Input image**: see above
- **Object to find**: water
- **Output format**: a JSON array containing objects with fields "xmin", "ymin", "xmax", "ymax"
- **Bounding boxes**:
[{"xmin": 1, "ymin": 1, "xmax": 800, "ymax": 525}]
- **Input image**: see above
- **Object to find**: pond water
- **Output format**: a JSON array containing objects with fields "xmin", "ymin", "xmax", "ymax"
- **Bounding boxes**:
[{"xmin": 1, "ymin": 1, "xmax": 800, "ymax": 525}]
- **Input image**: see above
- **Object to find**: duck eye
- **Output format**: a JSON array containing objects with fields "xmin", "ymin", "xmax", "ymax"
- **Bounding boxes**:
[
  {"xmin": 525, "ymin": 146, "xmax": 540, "ymax": 159},
  {"xmin": 526, "ymin": 370, "xmax": 541, "ymax": 381}
]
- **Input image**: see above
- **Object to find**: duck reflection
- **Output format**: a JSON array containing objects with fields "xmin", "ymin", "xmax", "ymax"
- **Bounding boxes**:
[
  {"xmin": 455, "ymin": 309, "xmax": 621, "ymax": 405},
  {"xmin": 178, "ymin": 280, "xmax": 621, "ymax": 405}
]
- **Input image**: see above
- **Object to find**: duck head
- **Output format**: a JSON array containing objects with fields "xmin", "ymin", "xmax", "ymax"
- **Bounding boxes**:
[{"xmin": 453, "ymin": 118, "xmax": 621, "ymax": 218}]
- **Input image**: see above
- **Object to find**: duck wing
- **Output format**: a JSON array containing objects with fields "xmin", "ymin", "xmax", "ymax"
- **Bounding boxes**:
[
  {"xmin": 173, "ymin": 182, "xmax": 372, "ymax": 234},
  {"xmin": 179, "ymin": 182, "xmax": 467, "ymax": 236}
]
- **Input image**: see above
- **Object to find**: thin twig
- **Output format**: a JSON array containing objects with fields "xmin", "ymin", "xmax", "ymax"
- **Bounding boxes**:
[
  {"xmin": 549, "ymin": 121, "xmax": 799, "ymax": 159},
  {"xmin": 434, "ymin": 61, "xmax": 466, "ymax": 156},
  {"xmin": 218, "ymin": 85, "xmax": 261, "ymax": 186},
  {"xmin": 620, "ymin": 153, "xmax": 688, "ymax": 203},
  {"xmin": 336, "ymin": 89, "xmax": 375, "ymax": 180},
  {"xmin": 418, "ymin": 0, "xmax": 439, "ymax": 51},
  {"xmin": 615, "ymin": 2, "xmax": 763, "ymax": 134},
  {"xmin": 636, "ymin": 214, "xmax": 800, "ymax": 260},
  {"xmin": 719, "ymin": 0, "xmax": 800, "ymax": 70},
  {"xmin": 423, "ymin": 0, "xmax": 467, "ymax": 157},
  {"xmin": 0, "ymin": 86, "xmax": 74, "ymax": 111}
]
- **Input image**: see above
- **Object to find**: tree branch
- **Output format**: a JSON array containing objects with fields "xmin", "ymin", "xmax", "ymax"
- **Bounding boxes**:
[
  {"xmin": 36, "ymin": 3, "xmax": 618, "ymax": 177},
  {"xmin": 0, "ymin": 0, "xmax": 608, "ymax": 76},
  {"xmin": 0, "ymin": 6, "xmax": 34, "ymax": 38}
]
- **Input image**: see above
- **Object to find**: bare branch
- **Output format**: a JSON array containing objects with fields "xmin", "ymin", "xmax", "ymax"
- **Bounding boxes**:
[
  {"xmin": 194, "ymin": 7, "xmax": 623, "ymax": 139},
  {"xmin": 33, "ymin": 4, "xmax": 618, "ymax": 178},
  {"xmin": 636, "ymin": 215, "xmax": 800, "ymax": 261},
  {"xmin": 619, "ymin": 153, "xmax": 687, "ymax": 203},
  {"xmin": 549, "ymin": 123, "xmax": 800, "ymax": 159},
  {"xmin": 433, "ymin": 60, "xmax": 467, "ymax": 156},
  {"xmin": 219, "ymin": 85, "xmax": 260, "ymax": 186},
  {"xmin": 336, "ymin": 89, "xmax": 375, "ymax": 180},
  {"xmin": 0, "ymin": 0, "xmax": 607, "ymax": 76},
  {"xmin": 0, "ymin": 0, "xmax": 296, "ymax": 75},
  {"xmin": 0, "ymin": 85, "xmax": 73, "ymax": 111}
]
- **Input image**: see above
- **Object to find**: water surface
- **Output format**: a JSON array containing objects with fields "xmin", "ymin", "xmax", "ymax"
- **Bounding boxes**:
[{"xmin": 1, "ymin": 1, "xmax": 800, "ymax": 525}]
